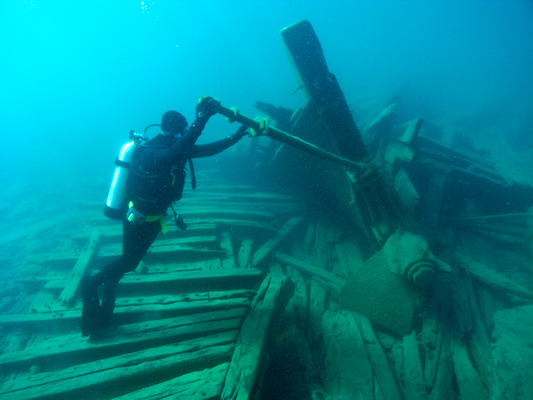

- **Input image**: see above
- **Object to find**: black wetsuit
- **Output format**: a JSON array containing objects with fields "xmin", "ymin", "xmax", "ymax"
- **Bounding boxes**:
[{"xmin": 81, "ymin": 120, "xmax": 238, "ymax": 336}]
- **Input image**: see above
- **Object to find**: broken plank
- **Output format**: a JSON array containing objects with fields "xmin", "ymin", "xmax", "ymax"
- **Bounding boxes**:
[
  {"xmin": 237, "ymin": 238, "xmax": 253, "ymax": 268},
  {"xmin": 455, "ymin": 252, "xmax": 533, "ymax": 300},
  {"xmin": 166, "ymin": 207, "xmax": 275, "ymax": 221},
  {"xmin": 0, "ymin": 308, "xmax": 246, "ymax": 373},
  {"xmin": 321, "ymin": 309, "xmax": 373, "ymax": 400},
  {"xmin": 251, "ymin": 216, "xmax": 303, "ymax": 267},
  {"xmin": 71, "ymin": 223, "xmax": 218, "ymax": 244},
  {"xmin": 452, "ymin": 340, "xmax": 489, "ymax": 400},
  {"xmin": 44, "ymin": 268, "xmax": 264, "ymax": 296},
  {"xmin": 59, "ymin": 230, "xmax": 102, "ymax": 306},
  {"xmin": 221, "ymin": 270, "xmax": 293, "ymax": 400},
  {"xmin": 220, "ymin": 231, "xmax": 236, "ymax": 269},
  {"xmin": 275, "ymin": 252, "xmax": 346, "ymax": 289},
  {"xmin": 402, "ymin": 330, "xmax": 427, "ymax": 400},
  {"xmin": 1, "ymin": 335, "xmax": 235, "ymax": 400},
  {"xmin": 353, "ymin": 313, "xmax": 402, "ymax": 400},
  {"xmin": 112, "ymin": 362, "xmax": 230, "ymax": 400}
]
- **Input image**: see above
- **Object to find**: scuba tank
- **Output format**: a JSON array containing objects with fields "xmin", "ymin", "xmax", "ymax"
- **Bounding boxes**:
[{"xmin": 104, "ymin": 130, "xmax": 148, "ymax": 220}]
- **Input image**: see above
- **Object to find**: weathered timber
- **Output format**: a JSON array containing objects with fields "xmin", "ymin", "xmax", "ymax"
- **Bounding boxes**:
[
  {"xmin": 285, "ymin": 267, "xmax": 308, "ymax": 323},
  {"xmin": 221, "ymin": 268, "xmax": 294, "ymax": 400},
  {"xmin": 452, "ymin": 340, "xmax": 489, "ymax": 400},
  {"xmin": 450, "ymin": 266, "xmax": 473, "ymax": 337},
  {"xmin": 237, "ymin": 238, "xmax": 253, "ymax": 268},
  {"xmin": 321, "ymin": 309, "xmax": 373, "ymax": 400},
  {"xmin": 220, "ymin": 231, "xmax": 236, "ymax": 269},
  {"xmin": 462, "ymin": 268, "xmax": 493, "ymax": 390},
  {"xmin": 455, "ymin": 252, "xmax": 533, "ymax": 300},
  {"xmin": 421, "ymin": 317, "xmax": 439, "ymax": 387},
  {"xmin": 70, "ymin": 222, "xmax": 218, "ymax": 244},
  {"xmin": 59, "ymin": 230, "xmax": 102, "ymax": 306},
  {"xmin": 280, "ymin": 19, "xmax": 406, "ymax": 247},
  {"xmin": 280, "ymin": 19, "xmax": 368, "ymax": 163},
  {"xmin": 353, "ymin": 313, "xmax": 402, "ymax": 400},
  {"xmin": 31, "ymin": 239, "xmax": 225, "ymax": 267},
  {"xmin": 251, "ymin": 216, "xmax": 303, "ymax": 267},
  {"xmin": 274, "ymin": 252, "xmax": 346, "ymax": 290},
  {"xmin": 44, "ymin": 268, "xmax": 264, "ymax": 296},
  {"xmin": 1, "ymin": 333, "xmax": 235, "ymax": 400},
  {"xmin": 113, "ymin": 362, "xmax": 230, "ymax": 400},
  {"xmin": 0, "ymin": 308, "xmax": 246, "ymax": 373},
  {"xmin": 428, "ymin": 322, "xmax": 454, "ymax": 400},
  {"xmin": 402, "ymin": 330, "xmax": 427, "ymax": 400}
]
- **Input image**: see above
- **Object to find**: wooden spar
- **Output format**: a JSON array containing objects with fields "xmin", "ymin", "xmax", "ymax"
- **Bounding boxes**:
[
  {"xmin": 215, "ymin": 102, "xmax": 366, "ymax": 173},
  {"xmin": 59, "ymin": 230, "xmax": 102, "ymax": 306},
  {"xmin": 454, "ymin": 253, "xmax": 533, "ymax": 300},
  {"xmin": 280, "ymin": 19, "xmax": 369, "ymax": 163}
]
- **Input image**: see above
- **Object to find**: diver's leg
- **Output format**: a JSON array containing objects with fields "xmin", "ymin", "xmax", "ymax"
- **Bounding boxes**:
[
  {"xmin": 81, "ymin": 258, "xmax": 118, "ymax": 337},
  {"xmin": 95, "ymin": 220, "xmax": 161, "ymax": 331}
]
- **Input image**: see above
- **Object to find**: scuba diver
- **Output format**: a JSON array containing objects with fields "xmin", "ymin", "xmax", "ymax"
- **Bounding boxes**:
[{"xmin": 81, "ymin": 95, "xmax": 248, "ymax": 337}]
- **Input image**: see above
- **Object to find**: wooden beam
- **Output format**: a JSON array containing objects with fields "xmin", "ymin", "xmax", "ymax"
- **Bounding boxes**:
[
  {"xmin": 455, "ymin": 253, "xmax": 533, "ymax": 300},
  {"xmin": 1, "ymin": 332, "xmax": 236, "ymax": 400},
  {"xmin": 113, "ymin": 362, "xmax": 230, "ymax": 400},
  {"xmin": 44, "ymin": 268, "xmax": 264, "ymax": 295},
  {"xmin": 221, "ymin": 269, "xmax": 293, "ymax": 400},
  {"xmin": 353, "ymin": 313, "xmax": 402, "ymax": 400},
  {"xmin": 0, "ymin": 308, "xmax": 246, "ymax": 373},
  {"xmin": 321, "ymin": 309, "xmax": 373, "ymax": 400},
  {"xmin": 59, "ymin": 230, "xmax": 102, "ymax": 306},
  {"xmin": 251, "ymin": 217, "xmax": 303, "ymax": 267},
  {"xmin": 274, "ymin": 252, "xmax": 345, "ymax": 289}
]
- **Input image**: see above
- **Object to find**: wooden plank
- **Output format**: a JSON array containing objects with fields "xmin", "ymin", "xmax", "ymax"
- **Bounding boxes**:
[
  {"xmin": 280, "ymin": 19, "xmax": 369, "ymax": 162},
  {"xmin": 71, "ymin": 223, "xmax": 218, "ymax": 244},
  {"xmin": 4, "ymin": 295, "xmax": 252, "ymax": 333},
  {"xmin": 274, "ymin": 252, "xmax": 345, "ymax": 289},
  {"xmin": 112, "ymin": 362, "xmax": 230, "ymax": 400},
  {"xmin": 44, "ymin": 268, "xmax": 264, "ymax": 295},
  {"xmin": 30, "ymin": 289, "xmax": 255, "ymax": 316},
  {"xmin": 285, "ymin": 267, "xmax": 308, "ymax": 323},
  {"xmin": 252, "ymin": 216, "xmax": 303, "ymax": 267},
  {"xmin": 237, "ymin": 238, "xmax": 253, "ymax": 268},
  {"xmin": 452, "ymin": 340, "xmax": 489, "ymax": 400},
  {"xmin": 428, "ymin": 323, "xmax": 453, "ymax": 400},
  {"xmin": 161, "ymin": 207, "xmax": 276, "ymax": 221},
  {"xmin": 402, "ymin": 330, "xmax": 427, "ymax": 400},
  {"xmin": 30, "ymin": 242, "xmax": 225, "ymax": 267},
  {"xmin": 455, "ymin": 252, "xmax": 533, "ymax": 300},
  {"xmin": 59, "ymin": 230, "xmax": 102, "ymax": 306},
  {"xmin": 321, "ymin": 309, "xmax": 373, "ymax": 400},
  {"xmin": 353, "ymin": 313, "xmax": 402, "ymax": 400},
  {"xmin": 0, "ymin": 308, "xmax": 246, "ymax": 373},
  {"xmin": 1, "ymin": 336, "xmax": 235, "ymax": 400},
  {"xmin": 221, "ymin": 269, "xmax": 293, "ymax": 400},
  {"xmin": 220, "ymin": 232, "xmax": 236, "ymax": 269}
]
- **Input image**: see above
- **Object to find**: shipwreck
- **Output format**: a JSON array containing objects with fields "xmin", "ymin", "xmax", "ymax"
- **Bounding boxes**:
[{"xmin": 1, "ymin": 19, "xmax": 532, "ymax": 400}]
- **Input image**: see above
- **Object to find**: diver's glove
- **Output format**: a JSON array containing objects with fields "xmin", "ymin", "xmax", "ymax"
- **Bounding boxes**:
[
  {"xmin": 229, "ymin": 125, "xmax": 249, "ymax": 143},
  {"xmin": 196, "ymin": 95, "xmax": 221, "ymax": 120}
]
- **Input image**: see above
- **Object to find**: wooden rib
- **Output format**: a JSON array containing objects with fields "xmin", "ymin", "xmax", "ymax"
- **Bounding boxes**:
[
  {"xmin": 251, "ymin": 217, "xmax": 303, "ymax": 268},
  {"xmin": 0, "ymin": 308, "xmax": 246, "ymax": 373},
  {"xmin": 1, "ymin": 332, "xmax": 236, "ymax": 400}
]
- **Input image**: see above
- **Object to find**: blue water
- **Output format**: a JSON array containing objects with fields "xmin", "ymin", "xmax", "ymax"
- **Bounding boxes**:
[{"xmin": 2, "ymin": 0, "xmax": 532, "ymax": 192}]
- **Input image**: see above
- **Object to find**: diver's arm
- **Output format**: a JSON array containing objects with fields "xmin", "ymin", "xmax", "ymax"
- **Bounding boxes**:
[
  {"xmin": 190, "ymin": 125, "xmax": 248, "ymax": 158},
  {"xmin": 151, "ymin": 121, "xmax": 203, "ymax": 166}
]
